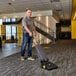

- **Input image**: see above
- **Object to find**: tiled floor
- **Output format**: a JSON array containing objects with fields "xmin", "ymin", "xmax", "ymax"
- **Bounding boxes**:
[
  {"xmin": 0, "ymin": 40, "xmax": 76, "ymax": 76},
  {"xmin": 0, "ymin": 43, "xmax": 20, "ymax": 59}
]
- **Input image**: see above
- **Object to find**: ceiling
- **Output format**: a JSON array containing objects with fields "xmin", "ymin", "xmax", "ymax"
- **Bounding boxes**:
[{"xmin": 0, "ymin": 0, "xmax": 72, "ymax": 19}]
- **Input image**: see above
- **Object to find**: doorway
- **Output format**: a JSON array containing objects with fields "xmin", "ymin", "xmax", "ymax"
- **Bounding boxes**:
[{"xmin": 6, "ymin": 25, "xmax": 17, "ymax": 43}]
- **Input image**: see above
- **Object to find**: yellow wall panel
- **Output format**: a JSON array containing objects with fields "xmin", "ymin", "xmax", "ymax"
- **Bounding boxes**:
[
  {"xmin": 17, "ymin": 24, "xmax": 22, "ymax": 45},
  {"xmin": 1, "ymin": 25, "xmax": 5, "ymax": 44},
  {"xmin": 0, "ymin": 26, "xmax": 1, "ymax": 35},
  {"xmin": 1, "ymin": 25, "xmax": 5, "ymax": 36},
  {"xmin": 71, "ymin": 20, "xmax": 76, "ymax": 39}
]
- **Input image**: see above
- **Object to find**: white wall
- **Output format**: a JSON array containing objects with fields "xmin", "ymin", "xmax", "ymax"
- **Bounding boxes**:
[
  {"xmin": 35, "ymin": 16, "xmax": 58, "ymax": 38},
  {"xmin": 48, "ymin": 16, "xmax": 58, "ymax": 38},
  {"xmin": 0, "ymin": 10, "xmax": 52, "ymax": 18}
]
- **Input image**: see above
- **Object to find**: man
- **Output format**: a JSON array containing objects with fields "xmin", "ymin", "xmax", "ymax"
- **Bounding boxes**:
[{"xmin": 21, "ymin": 8, "xmax": 36, "ymax": 61}]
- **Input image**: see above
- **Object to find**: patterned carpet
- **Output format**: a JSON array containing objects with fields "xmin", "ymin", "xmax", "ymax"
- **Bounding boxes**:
[{"xmin": 0, "ymin": 40, "xmax": 76, "ymax": 76}]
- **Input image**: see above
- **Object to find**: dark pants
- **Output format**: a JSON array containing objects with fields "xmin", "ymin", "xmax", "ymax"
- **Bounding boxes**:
[{"xmin": 21, "ymin": 33, "xmax": 33, "ymax": 57}]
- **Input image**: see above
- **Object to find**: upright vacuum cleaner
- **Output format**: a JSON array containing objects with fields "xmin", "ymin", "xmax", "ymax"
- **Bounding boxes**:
[{"xmin": 34, "ymin": 38, "xmax": 58, "ymax": 71}]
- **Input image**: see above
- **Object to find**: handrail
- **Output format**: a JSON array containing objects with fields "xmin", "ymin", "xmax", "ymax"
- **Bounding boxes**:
[
  {"xmin": 34, "ymin": 19, "xmax": 55, "ymax": 37},
  {"xmin": 34, "ymin": 19, "xmax": 54, "ymax": 32},
  {"xmin": 34, "ymin": 19, "xmax": 56, "ymax": 43}
]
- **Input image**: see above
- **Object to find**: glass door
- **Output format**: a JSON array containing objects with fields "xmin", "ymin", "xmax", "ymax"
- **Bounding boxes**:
[
  {"xmin": 6, "ymin": 25, "xmax": 17, "ymax": 43},
  {"xmin": 12, "ymin": 26, "xmax": 17, "ymax": 40},
  {"xmin": 6, "ymin": 25, "xmax": 11, "ymax": 40}
]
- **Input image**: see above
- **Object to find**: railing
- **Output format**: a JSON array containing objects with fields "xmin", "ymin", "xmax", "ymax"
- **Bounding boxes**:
[
  {"xmin": 34, "ymin": 19, "xmax": 55, "ymax": 43},
  {"xmin": 34, "ymin": 19, "xmax": 53, "ymax": 33}
]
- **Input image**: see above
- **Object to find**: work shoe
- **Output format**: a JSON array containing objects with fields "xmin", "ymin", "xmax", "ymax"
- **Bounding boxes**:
[
  {"xmin": 27, "ymin": 57, "xmax": 35, "ymax": 61},
  {"xmin": 21, "ymin": 56, "xmax": 25, "ymax": 61}
]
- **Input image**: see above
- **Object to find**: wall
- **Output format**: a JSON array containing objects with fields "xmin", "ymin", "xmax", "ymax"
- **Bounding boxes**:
[
  {"xmin": 0, "ymin": 10, "xmax": 52, "ymax": 18},
  {"xmin": 71, "ymin": 20, "xmax": 76, "ymax": 39},
  {"xmin": 61, "ymin": 27, "xmax": 71, "ymax": 32},
  {"xmin": 0, "ymin": 26, "xmax": 1, "ymax": 36},
  {"xmin": 17, "ymin": 23, "xmax": 22, "ymax": 45},
  {"xmin": 49, "ymin": 16, "xmax": 58, "ymax": 38}
]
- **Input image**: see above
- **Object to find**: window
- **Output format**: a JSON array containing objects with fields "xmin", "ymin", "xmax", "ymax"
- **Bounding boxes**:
[
  {"xmin": 2, "ymin": 18, "xmax": 16, "ymax": 23},
  {"xmin": 12, "ymin": 18, "xmax": 16, "ymax": 22},
  {"xmin": 0, "ymin": 19, "xmax": 2, "ymax": 25},
  {"xmin": 6, "ymin": 25, "xmax": 11, "ymax": 40},
  {"xmin": 6, "ymin": 18, "xmax": 10, "ymax": 22},
  {"xmin": 2, "ymin": 19, "xmax": 6, "ymax": 22},
  {"xmin": 12, "ymin": 26, "xmax": 16, "ymax": 39}
]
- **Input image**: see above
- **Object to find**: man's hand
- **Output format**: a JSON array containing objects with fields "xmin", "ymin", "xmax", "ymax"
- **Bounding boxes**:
[{"xmin": 29, "ymin": 32, "xmax": 32, "ymax": 37}]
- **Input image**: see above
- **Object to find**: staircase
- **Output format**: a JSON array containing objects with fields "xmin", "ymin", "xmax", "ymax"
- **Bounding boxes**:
[{"xmin": 34, "ymin": 20, "xmax": 55, "ymax": 42}]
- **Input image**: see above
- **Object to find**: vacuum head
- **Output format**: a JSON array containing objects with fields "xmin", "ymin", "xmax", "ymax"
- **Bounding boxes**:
[{"xmin": 41, "ymin": 60, "xmax": 58, "ymax": 71}]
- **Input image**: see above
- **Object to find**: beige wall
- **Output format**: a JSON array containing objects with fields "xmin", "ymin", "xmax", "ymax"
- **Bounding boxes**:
[{"xmin": 61, "ymin": 27, "xmax": 71, "ymax": 32}]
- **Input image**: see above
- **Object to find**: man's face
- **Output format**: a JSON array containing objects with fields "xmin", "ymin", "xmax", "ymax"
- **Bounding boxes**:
[{"xmin": 26, "ymin": 10, "xmax": 32, "ymax": 18}]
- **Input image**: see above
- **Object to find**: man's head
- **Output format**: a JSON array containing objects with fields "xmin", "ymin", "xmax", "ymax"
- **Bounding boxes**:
[{"xmin": 26, "ymin": 8, "xmax": 32, "ymax": 18}]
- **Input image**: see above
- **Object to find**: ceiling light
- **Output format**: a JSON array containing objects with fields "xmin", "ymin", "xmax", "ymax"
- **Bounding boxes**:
[
  {"xmin": 12, "ymin": 0, "xmax": 15, "ymax": 1},
  {"xmin": 14, "ymin": 16, "xmax": 18, "ymax": 18},
  {"xmin": 3, "ymin": 16, "xmax": 7, "ymax": 19}
]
